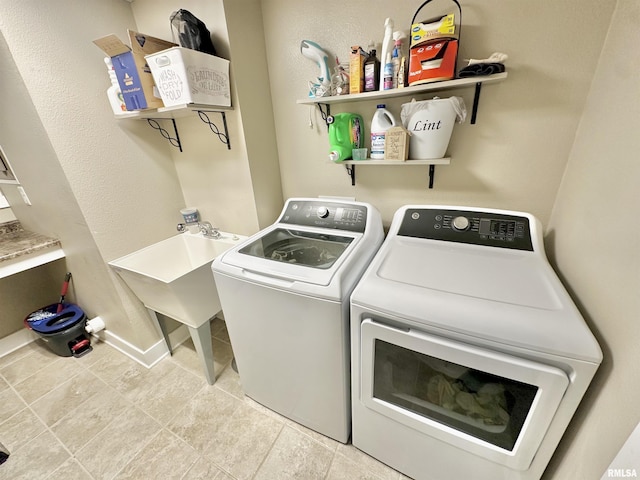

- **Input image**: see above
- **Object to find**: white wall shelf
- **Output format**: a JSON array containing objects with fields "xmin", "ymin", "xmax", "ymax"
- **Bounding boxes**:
[
  {"xmin": 116, "ymin": 103, "xmax": 234, "ymax": 151},
  {"xmin": 342, "ymin": 158, "xmax": 451, "ymax": 188},
  {"xmin": 298, "ymin": 72, "xmax": 507, "ymax": 125},
  {"xmin": 298, "ymin": 73, "xmax": 507, "ymax": 188}
]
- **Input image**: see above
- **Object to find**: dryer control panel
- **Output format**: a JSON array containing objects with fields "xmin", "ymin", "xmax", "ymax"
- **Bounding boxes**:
[
  {"xmin": 279, "ymin": 200, "xmax": 367, "ymax": 233},
  {"xmin": 398, "ymin": 208, "xmax": 533, "ymax": 251}
]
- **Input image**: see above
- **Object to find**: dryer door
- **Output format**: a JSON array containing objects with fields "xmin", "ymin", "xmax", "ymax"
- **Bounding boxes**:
[{"xmin": 359, "ymin": 319, "xmax": 569, "ymax": 471}]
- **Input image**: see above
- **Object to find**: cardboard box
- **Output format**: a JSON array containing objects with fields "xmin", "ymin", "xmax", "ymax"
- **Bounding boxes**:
[
  {"xmin": 145, "ymin": 47, "xmax": 230, "ymax": 108},
  {"xmin": 408, "ymin": 38, "xmax": 458, "ymax": 86},
  {"xmin": 410, "ymin": 14, "xmax": 456, "ymax": 47},
  {"xmin": 349, "ymin": 46, "xmax": 367, "ymax": 94},
  {"xmin": 94, "ymin": 31, "xmax": 176, "ymax": 110}
]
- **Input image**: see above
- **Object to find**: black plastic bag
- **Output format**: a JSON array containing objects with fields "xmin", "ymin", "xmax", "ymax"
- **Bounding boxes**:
[{"xmin": 170, "ymin": 9, "xmax": 217, "ymax": 55}]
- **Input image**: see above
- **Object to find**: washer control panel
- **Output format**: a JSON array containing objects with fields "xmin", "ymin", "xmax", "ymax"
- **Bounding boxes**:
[
  {"xmin": 398, "ymin": 208, "xmax": 533, "ymax": 250},
  {"xmin": 279, "ymin": 200, "xmax": 367, "ymax": 232}
]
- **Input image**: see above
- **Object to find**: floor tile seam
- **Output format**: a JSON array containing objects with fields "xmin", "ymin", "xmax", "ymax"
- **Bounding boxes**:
[
  {"xmin": 44, "ymin": 455, "xmax": 96, "ymax": 480},
  {"xmin": 22, "ymin": 367, "xmax": 102, "ymax": 410},
  {"xmin": 11, "ymin": 356, "xmax": 86, "ymax": 404},
  {"xmin": 284, "ymin": 421, "xmax": 341, "ymax": 454},
  {"xmin": 248, "ymin": 421, "xmax": 286, "ymax": 480},
  {"xmin": 166, "ymin": 352, "xmax": 212, "ymax": 384},
  {"xmin": 194, "ymin": 393, "xmax": 285, "ymax": 480},
  {"xmin": 322, "ymin": 449, "xmax": 339, "ymax": 480},
  {"xmin": 105, "ymin": 427, "xmax": 169, "ymax": 480},
  {"xmin": 276, "ymin": 423, "xmax": 337, "ymax": 477},
  {"xmin": 2, "ymin": 353, "xmax": 68, "ymax": 389},
  {"xmin": 71, "ymin": 401, "xmax": 162, "ymax": 467},
  {"xmin": 211, "ymin": 334, "xmax": 232, "ymax": 346},
  {"xmin": 153, "ymin": 366, "xmax": 211, "ymax": 428},
  {"xmin": 0, "ymin": 376, "xmax": 34, "ymax": 428},
  {"xmin": 46, "ymin": 382, "xmax": 133, "ymax": 446},
  {"xmin": 14, "ymin": 417, "xmax": 74, "ymax": 470},
  {"xmin": 332, "ymin": 449, "xmax": 399, "ymax": 480},
  {"xmin": 0, "ymin": 402, "xmax": 49, "ymax": 456},
  {"xmin": 0, "ymin": 352, "xmax": 28, "ymax": 372}
]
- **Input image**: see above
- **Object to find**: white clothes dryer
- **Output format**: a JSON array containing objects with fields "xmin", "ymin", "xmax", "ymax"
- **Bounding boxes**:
[
  {"xmin": 350, "ymin": 205, "xmax": 602, "ymax": 480},
  {"xmin": 212, "ymin": 198, "xmax": 383, "ymax": 443}
]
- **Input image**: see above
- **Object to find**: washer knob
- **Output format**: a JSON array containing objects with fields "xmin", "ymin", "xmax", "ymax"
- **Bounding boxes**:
[
  {"xmin": 317, "ymin": 206, "xmax": 330, "ymax": 218},
  {"xmin": 452, "ymin": 216, "xmax": 470, "ymax": 231}
]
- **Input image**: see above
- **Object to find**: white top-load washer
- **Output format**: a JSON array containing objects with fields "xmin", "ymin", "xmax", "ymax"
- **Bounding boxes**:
[
  {"xmin": 350, "ymin": 206, "xmax": 602, "ymax": 480},
  {"xmin": 212, "ymin": 198, "xmax": 383, "ymax": 443}
]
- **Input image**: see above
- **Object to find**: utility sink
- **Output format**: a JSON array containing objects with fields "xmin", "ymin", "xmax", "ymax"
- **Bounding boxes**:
[
  {"xmin": 109, "ymin": 231, "xmax": 245, "ymax": 328},
  {"xmin": 109, "ymin": 231, "xmax": 246, "ymax": 385}
]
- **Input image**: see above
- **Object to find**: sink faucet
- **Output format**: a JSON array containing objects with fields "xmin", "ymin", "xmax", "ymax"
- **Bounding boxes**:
[{"xmin": 198, "ymin": 221, "xmax": 221, "ymax": 239}]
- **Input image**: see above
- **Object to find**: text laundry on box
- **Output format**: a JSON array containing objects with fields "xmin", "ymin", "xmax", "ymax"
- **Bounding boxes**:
[{"xmin": 146, "ymin": 47, "xmax": 231, "ymax": 108}]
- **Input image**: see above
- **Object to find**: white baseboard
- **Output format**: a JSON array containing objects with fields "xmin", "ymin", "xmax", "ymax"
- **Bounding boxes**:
[
  {"xmin": 0, "ymin": 324, "xmax": 191, "ymax": 369},
  {"xmin": 95, "ymin": 324, "xmax": 190, "ymax": 368},
  {"xmin": 0, "ymin": 328, "xmax": 40, "ymax": 358}
]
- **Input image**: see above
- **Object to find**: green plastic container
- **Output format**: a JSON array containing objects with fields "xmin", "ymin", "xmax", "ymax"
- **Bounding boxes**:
[{"xmin": 327, "ymin": 113, "xmax": 364, "ymax": 162}]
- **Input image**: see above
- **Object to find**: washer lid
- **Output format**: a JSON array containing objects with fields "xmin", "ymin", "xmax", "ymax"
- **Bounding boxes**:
[
  {"xmin": 378, "ymin": 238, "xmax": 561, "ymax": 310},
  {"xmin": 218, "ymin": 225, "xmax": 364, "ymax": 287}
]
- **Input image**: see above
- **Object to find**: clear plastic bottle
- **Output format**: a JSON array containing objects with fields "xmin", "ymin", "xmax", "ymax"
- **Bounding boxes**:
[
  {"xmin": 391, "ymin": 39, "xmax": 401, "ymax": 88},
  {"xmin": 104, "ymin": 57, "xmax": 126, "ymax": 114},
  {"xmin": 383, "ymin": 53, "xmax": 394, "ymax": 90},
  {"xmin": 370, "ymin": 104, "xmax": 397, "ymax": 159}
]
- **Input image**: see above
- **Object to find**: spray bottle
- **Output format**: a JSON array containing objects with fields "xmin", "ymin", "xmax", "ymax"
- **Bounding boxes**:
[
  {"xmin": 391, "ymin": 31, "xmax": 405, "ymax": 89},
  {"xmin": 104, "ymin": 57, "xmax": 126, "ymax": 115},
  {"xmin": 378, "ymin": 18, "xmax": 394, "ymax": 90},
  {"xmin": 383, "ymin": 53, "xmax": 393, "ymax": 90}
]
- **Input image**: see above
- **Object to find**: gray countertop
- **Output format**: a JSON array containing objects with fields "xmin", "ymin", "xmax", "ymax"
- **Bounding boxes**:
[{"xmin": 0, "ymin": 220, "xmax": 62, "ymax": 264}]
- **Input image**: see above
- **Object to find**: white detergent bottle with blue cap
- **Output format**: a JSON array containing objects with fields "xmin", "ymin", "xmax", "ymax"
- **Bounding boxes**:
[{"xmin": 370, "ymin": 104, "xmax": 397, "ymax": 159}]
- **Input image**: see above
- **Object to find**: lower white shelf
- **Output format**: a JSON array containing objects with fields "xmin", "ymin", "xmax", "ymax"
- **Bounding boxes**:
[
  {"xmin": 339, "ymin": 158, "xmax": 451, "ymax": 188},
  {"xmin": 341, "ymin": 158, "xmax": 451, "ymax": 166}
]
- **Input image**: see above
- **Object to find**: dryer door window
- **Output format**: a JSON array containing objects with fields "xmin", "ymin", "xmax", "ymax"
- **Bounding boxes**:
[{"xmin": 359, "ymin": 319, "xmax": 569, "ymax": 471}]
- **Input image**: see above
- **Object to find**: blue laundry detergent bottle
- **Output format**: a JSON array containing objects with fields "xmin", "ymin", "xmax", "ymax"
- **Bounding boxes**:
[{"xmin": 328, "ymin": 113, "xmax": 364, "ymax": 162}]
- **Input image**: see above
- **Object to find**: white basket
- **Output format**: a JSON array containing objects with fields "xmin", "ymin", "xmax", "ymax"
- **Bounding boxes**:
[
  {"xmin": 145, "ymin": 47, "xmax": 230, "ymax": 108},
  {"xmin": 401, "ymin": 97, "xmax": 466, "ymax": 159}
]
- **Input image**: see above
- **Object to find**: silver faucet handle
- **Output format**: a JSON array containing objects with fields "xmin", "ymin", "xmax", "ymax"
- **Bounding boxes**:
[
  {"xmin": 177, "ymin": 223, "xmax": 187, "ymax": 233},
  {"xmin": 198, "ymin": 221, "xmax": 221, "ymax": 238}
]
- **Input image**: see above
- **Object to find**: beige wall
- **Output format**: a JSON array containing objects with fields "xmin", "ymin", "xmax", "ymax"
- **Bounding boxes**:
[
  {"xmin": 545, "ymin": 0, "xmax": 640, "ymax": 477},
  {"xmin": 0, "ymin": 1, "xmax": 186, "ymax": 350},
  {"xmin": 0, "ymin": 0, "xmax": 637, "ymax": 476},
  {"xmin": 0, "ymin": 0, "xmax": 282, "ymax": 349},
  {"xmin": 130, "ymin": 0, "xmax": 283, "ymax": 233},
  {"xmin": 261, "ymin": 0, "xmax": 615, "ymax": 227}
]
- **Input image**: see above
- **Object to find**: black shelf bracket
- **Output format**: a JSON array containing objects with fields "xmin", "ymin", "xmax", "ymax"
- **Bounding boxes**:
[
  {"xmin": 146, "ymin": 118, "xmax": 182, "ymax": 152},
  {"xmin": 470, "ymin": 82, "xmax": 482, "ymax": 125},
  {"xmin": 344, "ymin": 163, "xmax": 438, "ymax": 189},
  {"xmin": 345, "ymin": 164, "xmax": 355, "ymax": 185},
  {"xmin": 316, "ymin": 103, "xmax": 331, "ymax": 130},
  {"xmin": 196, "ymin": 110, "xmax": 231, "ymax": 149}
]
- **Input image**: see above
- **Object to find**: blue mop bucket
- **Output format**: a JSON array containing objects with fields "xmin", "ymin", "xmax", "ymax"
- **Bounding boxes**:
[{"xmin": 25, "ymin": 303, "xmax": 92, "ymax": 357}]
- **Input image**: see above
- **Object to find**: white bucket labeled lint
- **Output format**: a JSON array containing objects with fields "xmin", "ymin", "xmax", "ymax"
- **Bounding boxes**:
[{"xmin": 401, "ymin": 96, "xmax": 466, "ymax": 159}]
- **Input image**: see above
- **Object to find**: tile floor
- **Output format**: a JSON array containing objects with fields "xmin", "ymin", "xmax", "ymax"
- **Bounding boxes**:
[{"xmin": 0, "ymin": 318, "xmax": 409, "ymax": 480}]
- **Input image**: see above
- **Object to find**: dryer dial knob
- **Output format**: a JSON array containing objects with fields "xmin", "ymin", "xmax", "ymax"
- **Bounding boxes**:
[
  {"xmin": 452, "ymin": 216, "xmax": 470, "ymax": 231},
  {"xmin": 317, "ymin": 206, "xmax": 330, "ymax": 218}
]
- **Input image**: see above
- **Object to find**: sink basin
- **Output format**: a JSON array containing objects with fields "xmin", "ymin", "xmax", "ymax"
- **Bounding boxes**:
[{"xmin": 109, "ymin": 232, "xmax": 246, "ymax": 328}]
